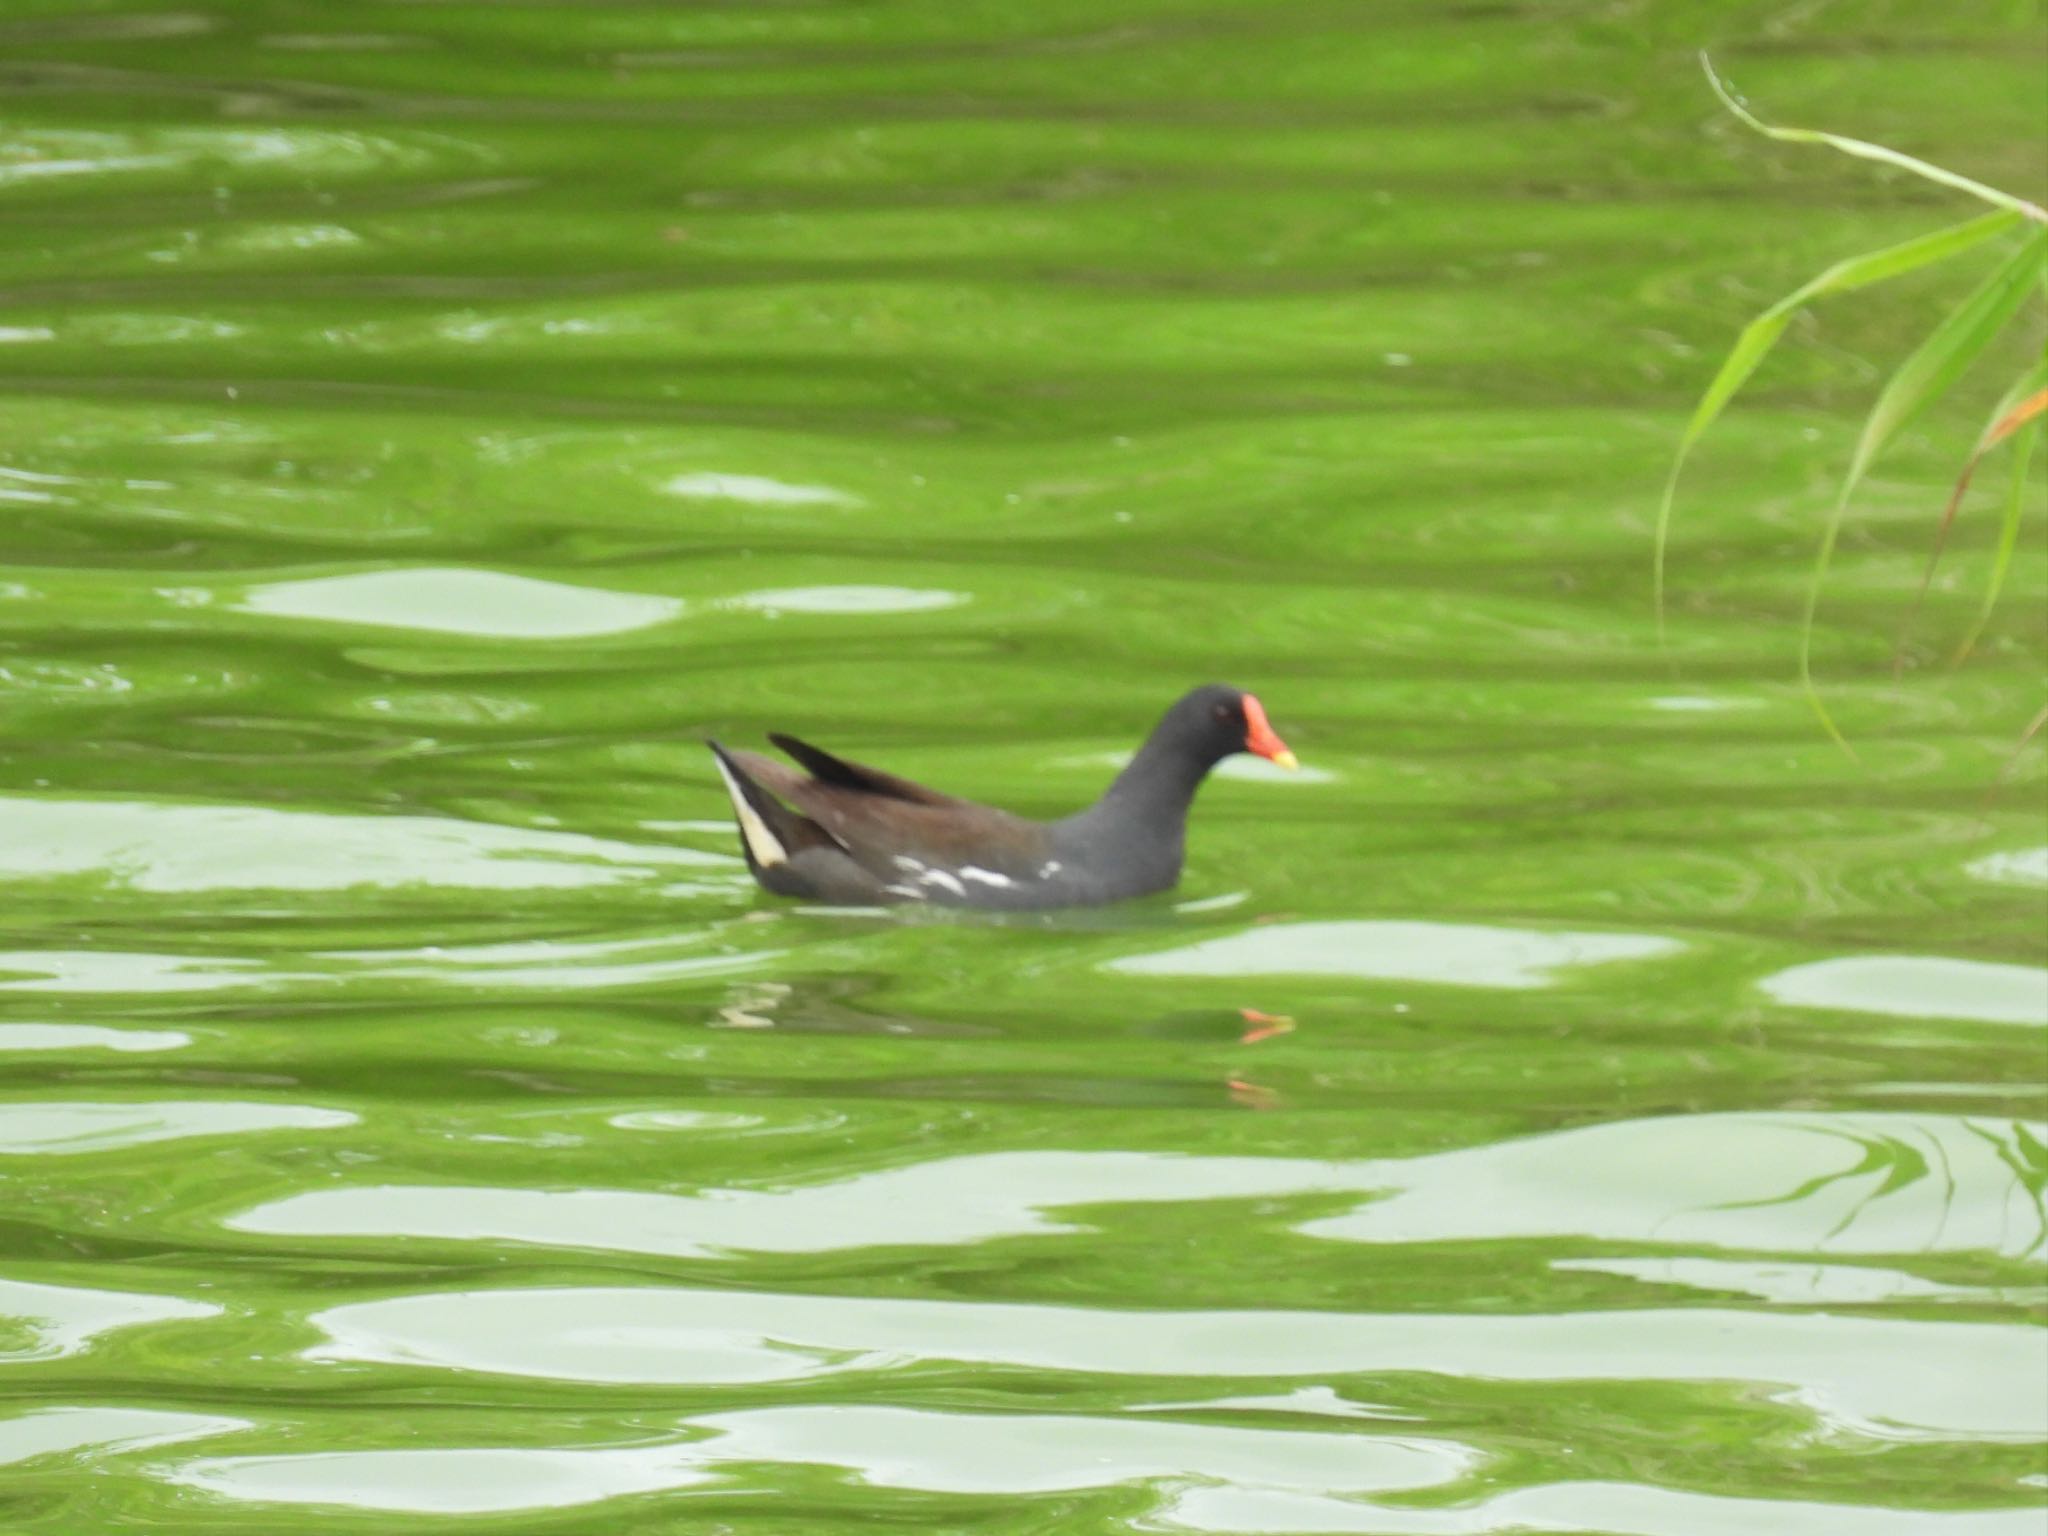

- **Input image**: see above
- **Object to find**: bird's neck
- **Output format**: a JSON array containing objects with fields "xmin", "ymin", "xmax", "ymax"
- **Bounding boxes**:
[{"xmin": 1093, "ymin": 730, "xmax": 1216, "ymax": 830}]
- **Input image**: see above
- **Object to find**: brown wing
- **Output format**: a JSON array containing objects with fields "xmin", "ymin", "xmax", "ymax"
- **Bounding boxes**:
[
  {"xmin": 767, "ymin": 734, "xmax": 966, "ymax": 807},
  {"xmin": 740, "ymin": 738, "xmax": 1052, "ymax": 880}
]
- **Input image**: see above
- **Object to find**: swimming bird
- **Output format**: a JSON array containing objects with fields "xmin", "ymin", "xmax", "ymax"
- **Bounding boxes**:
[{"xmin": 707, "ymin": 683, "xmax": 1297, "ymax": 909}]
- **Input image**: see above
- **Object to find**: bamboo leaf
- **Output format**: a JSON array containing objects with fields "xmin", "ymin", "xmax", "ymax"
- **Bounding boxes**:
[
  {"xmin": 1895, "ymin": 360, "xmax": 2048, "ymax": 671},
  {"xmin": 1653, "ymin": 210, "xmax": 2022, "ymax": 634},
  {"xmin": 1702, "ymin": 55, "xmax": 2048, "ymax": 225},
  {"xmin": 1951, "ymin": 411, "xmax": 2041, "ymax": 665},
  {"xmin": 1798, "ymin": 228, "xmax": 2048, "ymax": 746},
  {"xmin": 1989, "ymin": 700, "xmax": 2048, "ymax": 805},
  {"xmin": 2015, "ymin": 703, "xmax": 2048, "ymax": 760},
  {"xmin": 1985, "ymin": 386, "xmax": 2048, "ymax": 449},
  {"xmin": 1843, "ymin": 232, "xmax": 2047, "ymax": 486}
]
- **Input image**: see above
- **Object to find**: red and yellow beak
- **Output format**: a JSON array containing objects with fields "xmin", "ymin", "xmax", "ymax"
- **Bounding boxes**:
[{"xmin": 1241, "ymin": 693, "xmax": 1298, "ymax": 770}]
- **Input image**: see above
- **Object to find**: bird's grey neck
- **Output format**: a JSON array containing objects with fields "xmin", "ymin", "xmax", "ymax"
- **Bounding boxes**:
[{"xmin": 1088, "ymin": 735, "xmax": 1216, "ymax": 829}]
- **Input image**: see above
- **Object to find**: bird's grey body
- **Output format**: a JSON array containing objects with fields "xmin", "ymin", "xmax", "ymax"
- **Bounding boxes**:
[{"xmin": 707, "ymin": 684, "xmax": 1293, "ymax": 910}]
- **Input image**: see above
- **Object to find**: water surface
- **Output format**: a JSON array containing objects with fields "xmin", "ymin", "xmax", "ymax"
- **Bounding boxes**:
[{"xmin": 2, "ymin": 2, "xmax": 2045, "ymax": 1532}]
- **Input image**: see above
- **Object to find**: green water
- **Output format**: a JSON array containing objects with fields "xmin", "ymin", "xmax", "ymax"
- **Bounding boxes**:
[{"xmin": 3, "ymin": 1, "xmax": 2046, "ymax": 1530}]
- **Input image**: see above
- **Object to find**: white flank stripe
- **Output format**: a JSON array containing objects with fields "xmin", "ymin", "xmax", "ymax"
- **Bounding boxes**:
[{"xmin": 959, "ymin": 866, "xmax": 1014, "ymax": 888}]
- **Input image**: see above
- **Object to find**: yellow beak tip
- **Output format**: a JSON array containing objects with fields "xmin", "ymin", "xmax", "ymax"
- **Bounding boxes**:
[{"xmin": 1271, "ymin": 750, "xmax": 1300, "ymax": 772}]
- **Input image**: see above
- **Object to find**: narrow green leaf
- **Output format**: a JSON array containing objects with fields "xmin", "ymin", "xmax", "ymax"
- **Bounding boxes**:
[
  {"xmin": 1951, "ymin": 412, "xmax": 2040, "ymax": 665},
  {"xmin": 1799, "ymin": 229, "xmax": 2048, "ymax": 745},
  {"xmin": 1844, "ymin": 232, "xmax": 2047, "ymax": 486},
  {"xmin": 1989, "ymin": 700, "xmax": 2048, "ymax": 806},
  {"xmin": 2015, "ymin": 704, "xmax": 2048, "ymax": 760},
  {"xmin": 1895, "ymin": 356, "xmax": 2048, "ymax": 671},
  {"xmin": 1652, "ymin": 210, "xmax": 2021, "ymax": 635},
  {"xmin": 1702, "ymin": 55, "xmax": 2048, "ymax": 226}
]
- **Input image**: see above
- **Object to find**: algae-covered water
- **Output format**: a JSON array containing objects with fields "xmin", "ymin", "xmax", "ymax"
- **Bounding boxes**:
[{"xmin": 2, "ymin": 2, "xmax": 2045, "ymax": 1531}]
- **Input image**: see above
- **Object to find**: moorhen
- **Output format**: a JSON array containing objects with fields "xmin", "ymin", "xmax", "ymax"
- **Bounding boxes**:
[{"xmin": 707, "ymin": 684, "xmax": 1297, "ymax": 910}]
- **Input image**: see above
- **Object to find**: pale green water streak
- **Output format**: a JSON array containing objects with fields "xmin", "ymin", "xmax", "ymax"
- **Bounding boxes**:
[{"xmin": 0, "ymin": 2, "xmax": 2044, "ymax": 1532}]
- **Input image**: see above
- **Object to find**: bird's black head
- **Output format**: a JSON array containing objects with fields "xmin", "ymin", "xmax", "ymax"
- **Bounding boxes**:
[{"xmin": 1164, "ymin": 683, "xmax": 1298, "ymax": 770}]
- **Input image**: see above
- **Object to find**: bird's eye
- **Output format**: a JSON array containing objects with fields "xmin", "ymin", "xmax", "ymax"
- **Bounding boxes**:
[{"xmin": 1212, "ymin": 703, "xmax": 1231, "ymax": 721}]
